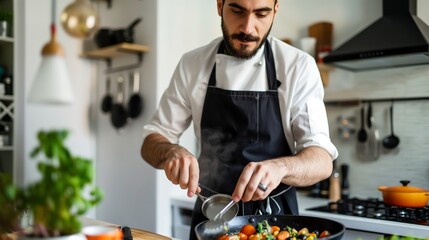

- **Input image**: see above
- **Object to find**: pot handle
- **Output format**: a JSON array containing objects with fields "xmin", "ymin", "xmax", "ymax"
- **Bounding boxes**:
[
  {"xmin": 400, "ymin": 180, "xmax": 410, "ymax": 186},
  {"xmin": 195, "ymin": 192, "xmax": 207, "ymax": 201},
  {"xmin": 127, "ymin": 18, "xmax": 142, "ymax": 30}
]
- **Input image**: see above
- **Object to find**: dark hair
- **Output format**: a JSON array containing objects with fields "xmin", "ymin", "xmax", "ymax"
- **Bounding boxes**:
[{"xmin": 222, "ymin": 0, "xmax": 278, "ymax": 6}]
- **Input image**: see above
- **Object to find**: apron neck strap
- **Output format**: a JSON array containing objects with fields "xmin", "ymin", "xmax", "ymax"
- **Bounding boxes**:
[{"xmin": 209, "ymin": 40, "xmax": 279, "ymax": 90}]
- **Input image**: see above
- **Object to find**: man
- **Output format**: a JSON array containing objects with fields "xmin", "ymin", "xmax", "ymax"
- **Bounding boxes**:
[{"xmin": 141, "ymin": 0, "xmax": 338, "ymax": 239}]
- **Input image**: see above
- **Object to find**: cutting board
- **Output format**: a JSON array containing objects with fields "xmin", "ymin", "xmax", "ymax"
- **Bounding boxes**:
[
  {"xmin": 308, "ymin": 21, "xmax": 333, "ymax": 52},
  {"xmin": 79, "ymin": 217, "xmax": 172, "ymax": 240},
  {"xmin": 4, "ymin": 228, "xmax": 172, "ymax": 240},
  {"xmin": 308, "ymin": 21, "xmax": 334, "ymax": 87},
  {"xmin": 131, "ymin": 228, "xmax": 171, "ymax": 240}
]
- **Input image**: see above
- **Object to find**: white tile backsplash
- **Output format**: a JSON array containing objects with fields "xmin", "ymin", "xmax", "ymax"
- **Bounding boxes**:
[{"xmin": 324, "ymin": 65, "xmax": 429, "ymax": 199}]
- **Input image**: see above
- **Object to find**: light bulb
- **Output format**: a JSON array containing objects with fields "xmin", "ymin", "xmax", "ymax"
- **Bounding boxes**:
[{"xmin": 61, "ymin": 0, "xmax": 99, "ymax": 38}]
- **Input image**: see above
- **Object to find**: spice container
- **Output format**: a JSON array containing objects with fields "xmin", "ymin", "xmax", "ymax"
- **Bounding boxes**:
[{"xmin": 329, "ymin": 168, "xmax": 341, "ymax": 202}]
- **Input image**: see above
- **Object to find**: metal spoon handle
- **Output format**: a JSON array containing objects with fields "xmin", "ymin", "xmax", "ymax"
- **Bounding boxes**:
[
  {"xmin": 213, "ymin": 200, "xmax": 235, "ymax": 221},
  {"xmin": 390, "ymin": 104, "xmax": 394, "ymax": 134},
  {"xmin": 195, "ymin": 192, "xmax": 206, "ymax": 202}
]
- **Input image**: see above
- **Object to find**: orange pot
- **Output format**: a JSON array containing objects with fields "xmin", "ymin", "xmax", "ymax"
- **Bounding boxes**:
[{"xmin": 378, "ymin": 180, "xmax": 429, "ymax": 208}]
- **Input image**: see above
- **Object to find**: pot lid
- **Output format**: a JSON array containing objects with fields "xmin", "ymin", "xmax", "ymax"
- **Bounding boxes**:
[{"xmin": 378, "ymin": 180, "xmax": 428, "ymax": 193}]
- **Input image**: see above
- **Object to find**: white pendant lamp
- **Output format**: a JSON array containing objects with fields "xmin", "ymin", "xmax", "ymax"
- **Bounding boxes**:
[
  {"xmin": 60, "ymin": 0, "xmax": 99, "ymax": 38},
  {"xmin": 28, "ymin": 0, "xmax": 74, "ymax": 104}
]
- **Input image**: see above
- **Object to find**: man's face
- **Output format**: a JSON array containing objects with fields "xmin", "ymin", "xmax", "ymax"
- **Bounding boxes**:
[{"xmin": 218, "ymin": 0, "xmax": 278, "ymax": 59}]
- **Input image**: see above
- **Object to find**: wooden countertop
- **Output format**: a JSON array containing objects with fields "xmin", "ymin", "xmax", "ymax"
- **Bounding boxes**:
[
  {"xmin": 81, "ymin": 217, "xmax": 172, "ymax": 240},
  {"xmin": 2, "ymin": 218, "xmax": 172, "ymax": 240},
  {"xmin": 130, "ymin": 228, "xmax": 171, "ymax": 240}
]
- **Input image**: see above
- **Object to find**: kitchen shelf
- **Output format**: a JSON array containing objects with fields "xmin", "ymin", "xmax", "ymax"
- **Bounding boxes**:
[
  {"xmin": 81, "ymin": 43, "xmax": 149, "ymax": 73},
  {"xmin": 81, "ymin": 43, "xmax": 149, "ymax": 60},
  {"xmin": 0, "ymin": 146, "xmax": 13, "ymax": 151},
  {"xmin": 0, "ymin": 95, "xmax": 14, "ymax": 101},
  {"xmin": 0, "ymin": 36, "xmax": 14, "ymax": 44},
  {"xmin": 0, "ymin": 100, "xmax": 14, "ymax": 120}
]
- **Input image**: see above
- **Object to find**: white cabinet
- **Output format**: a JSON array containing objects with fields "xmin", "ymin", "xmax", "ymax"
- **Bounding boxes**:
[
  {"xmin": 0, "ymin": 0, "xmax": 15, "ymax": 181},
  {"xmin": 171, "ymin": 197, "xmax": 195, "ymax": 240}
]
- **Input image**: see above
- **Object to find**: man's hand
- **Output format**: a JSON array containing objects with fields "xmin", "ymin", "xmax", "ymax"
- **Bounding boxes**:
[
  {"xmin": 232, "ymin": 146, "xmax": 333, "ymax": 202},
  {"xmin": 232, "ymin": 160, "xmax": 284, "ymax": 202},
  {"xmin": 163, "ymin": 146, "xmax": 200, "ymax": 197},
  {"xmin": 141, "ymin": 133, "xmax": 200, "ymax": 197}
]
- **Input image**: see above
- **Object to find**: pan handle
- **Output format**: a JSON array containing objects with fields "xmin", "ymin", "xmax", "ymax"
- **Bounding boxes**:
[{"xmin": 195, "ymin": 192, "xmax": 207, "ymax": 201}]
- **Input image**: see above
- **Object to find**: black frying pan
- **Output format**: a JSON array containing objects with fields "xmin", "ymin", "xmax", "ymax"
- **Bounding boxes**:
[
  {"xmin": 101, "ymin": 77, "xmax": 113, "ymax": 113},
  {"xmin": 110, "ymin": 76, "xmax": 127, "ymax": 129},
  {"xmin": 195, "ymin": 215, "xmax": 345, "ymax": 240},
  {"xmin": 127, "ymin": 71, "xmax": 143, "ymax": 119}
]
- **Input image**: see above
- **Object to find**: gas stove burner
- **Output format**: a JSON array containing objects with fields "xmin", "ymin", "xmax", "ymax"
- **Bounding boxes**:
[
  {"xmin": 373, "ymin": 210, "xmax": 384, "ymax": 218},
  {"xmin": 307, "ymin": 198, "xmax": 429, "ymax": 226}
]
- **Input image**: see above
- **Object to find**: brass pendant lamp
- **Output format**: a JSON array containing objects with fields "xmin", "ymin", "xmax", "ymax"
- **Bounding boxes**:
[{"xmin": 61, "ymin": 0, "xmax": 99, "ymax": 38}]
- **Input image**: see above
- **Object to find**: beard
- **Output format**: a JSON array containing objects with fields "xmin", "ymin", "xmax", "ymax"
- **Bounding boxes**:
[{"xmin": 221, "ymin": 18, "xmax": 272, "ymax": 59}]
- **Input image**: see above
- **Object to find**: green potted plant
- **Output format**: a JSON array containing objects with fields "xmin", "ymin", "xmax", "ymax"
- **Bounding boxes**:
[
  {"xmin": 0, "ymin": 173, "xmax": 23, "ymax": 239},
  {"xmin": 0, "ymin": 129, "xmax": 103, "ymax": 239}
]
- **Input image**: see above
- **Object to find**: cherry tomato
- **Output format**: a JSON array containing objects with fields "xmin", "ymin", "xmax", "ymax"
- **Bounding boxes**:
[
  {"xmin": 276, "ymin": 230, "xmax": 290, "ymax": 240},
  {"xmin": 271, "ymin": 225, "xmax": 281, "ymax": 234},
  {"xmin": 221, "ymin": 235, "xmax": 240, "ymax": 240},
  {"xmin": 319, "ymin": 230, "xmax": 331, "ymax": 238},
  {"xmin": 238, "ymin": 232, "xmax": 248, "ymax": 240},
  {"xmin": 218, "ymin": 234, "xmax": 228, "ymax": 240},
  {"xmin": 248, "ymin": 233, "xmax": 264, "ymax": 240},
  {"xmin": 240, "ymin": 224, "xmax": 257, "ymax": 237}
]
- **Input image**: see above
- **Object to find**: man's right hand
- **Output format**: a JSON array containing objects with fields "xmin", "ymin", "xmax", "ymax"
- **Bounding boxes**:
[{"xmin": 141, "ymin": 133, "xmax": 200, "ymax": 197}]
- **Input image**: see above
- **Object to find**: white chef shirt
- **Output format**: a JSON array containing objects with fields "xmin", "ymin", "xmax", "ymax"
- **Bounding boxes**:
[{"xmin": 143, "ymin": 36, "xmax": 339, "ymax": 160}]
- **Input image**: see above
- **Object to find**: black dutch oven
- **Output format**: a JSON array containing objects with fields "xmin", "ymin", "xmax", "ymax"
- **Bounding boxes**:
[{"xmin": 195, "ymin": 215, "xmax": 345, "ymax": 240}]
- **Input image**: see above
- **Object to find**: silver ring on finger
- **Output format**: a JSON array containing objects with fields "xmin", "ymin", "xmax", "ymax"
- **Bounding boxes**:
[{"xmin": 258, "ymin": 182, "xmax": 268, "ymax": 192}]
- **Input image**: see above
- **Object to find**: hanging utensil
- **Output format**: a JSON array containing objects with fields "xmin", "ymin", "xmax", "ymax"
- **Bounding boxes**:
[
  {"xmin": 357, "ymin": 105, "xmax": 367, "ymax": 142},
  {"xmin": 100, "ymin": 77, "xmax": 113, "ymax": 113},
  {"xmin": 110, "ymin": 75, "xmax": 127, "ymax": 129},
  {"xmin": 382, "ymin": 102, "xmax": 400, "ymax": 149},
  {"xmin": 356, "ymin": 105, "xmax": 369, "ymax": 160},
  {"xmin": 127, "ymin": 71, "xmax": 143, "ymax": 119},
  {"xmin": 367, "ymin": 102, "xmax": 380, "ymax": 161}
]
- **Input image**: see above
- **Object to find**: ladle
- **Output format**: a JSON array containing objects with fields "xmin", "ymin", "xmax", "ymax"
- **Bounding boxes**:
[
  {"xmin": 357, "ymin": 105, "xmax": 367, "ymax": 142},
  {"xmin": 382, "ymin": 103, "xmax": 400, "ymax": 149}
]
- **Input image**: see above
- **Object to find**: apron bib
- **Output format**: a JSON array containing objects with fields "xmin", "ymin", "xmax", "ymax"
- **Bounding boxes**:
[{"xmin": 189, "ymin": 40, "xmax": 298, "ymax": 240}]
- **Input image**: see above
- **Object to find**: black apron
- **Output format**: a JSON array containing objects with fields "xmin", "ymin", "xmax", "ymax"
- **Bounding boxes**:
[{"xmin": 189, "ymin": 40, "xmax": 298, "ymax": 240}]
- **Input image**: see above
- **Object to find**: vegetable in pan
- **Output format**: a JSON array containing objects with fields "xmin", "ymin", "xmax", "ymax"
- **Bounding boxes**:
[{"xmin": 217, "ymin": 219, "xmax": 331, "ymax": 240}]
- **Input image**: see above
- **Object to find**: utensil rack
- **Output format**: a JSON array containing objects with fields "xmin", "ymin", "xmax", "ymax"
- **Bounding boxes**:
[{"xmin": 325, "ymin": 96, "xmax": 429, "ymax": 106}]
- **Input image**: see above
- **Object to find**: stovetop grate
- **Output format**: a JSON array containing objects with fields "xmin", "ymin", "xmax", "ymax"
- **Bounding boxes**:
[{"xmin": 307, "ymin": 197, "xmax": 429, "ymax": 226}]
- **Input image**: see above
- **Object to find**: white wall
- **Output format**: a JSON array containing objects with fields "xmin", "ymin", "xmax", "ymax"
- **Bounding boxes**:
[
  {"xmin": 18, "ymin": 0, "xmax": 96, "ymax": 194},
  {"xmin": 93, "ymin": 0, "xmax": 159, "ymax": 233}
]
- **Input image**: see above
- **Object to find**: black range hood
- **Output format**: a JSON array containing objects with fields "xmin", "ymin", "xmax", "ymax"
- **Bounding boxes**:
[{"xmin": 323, "ymin": 0, "xmax": 429, "ymax": 71}]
